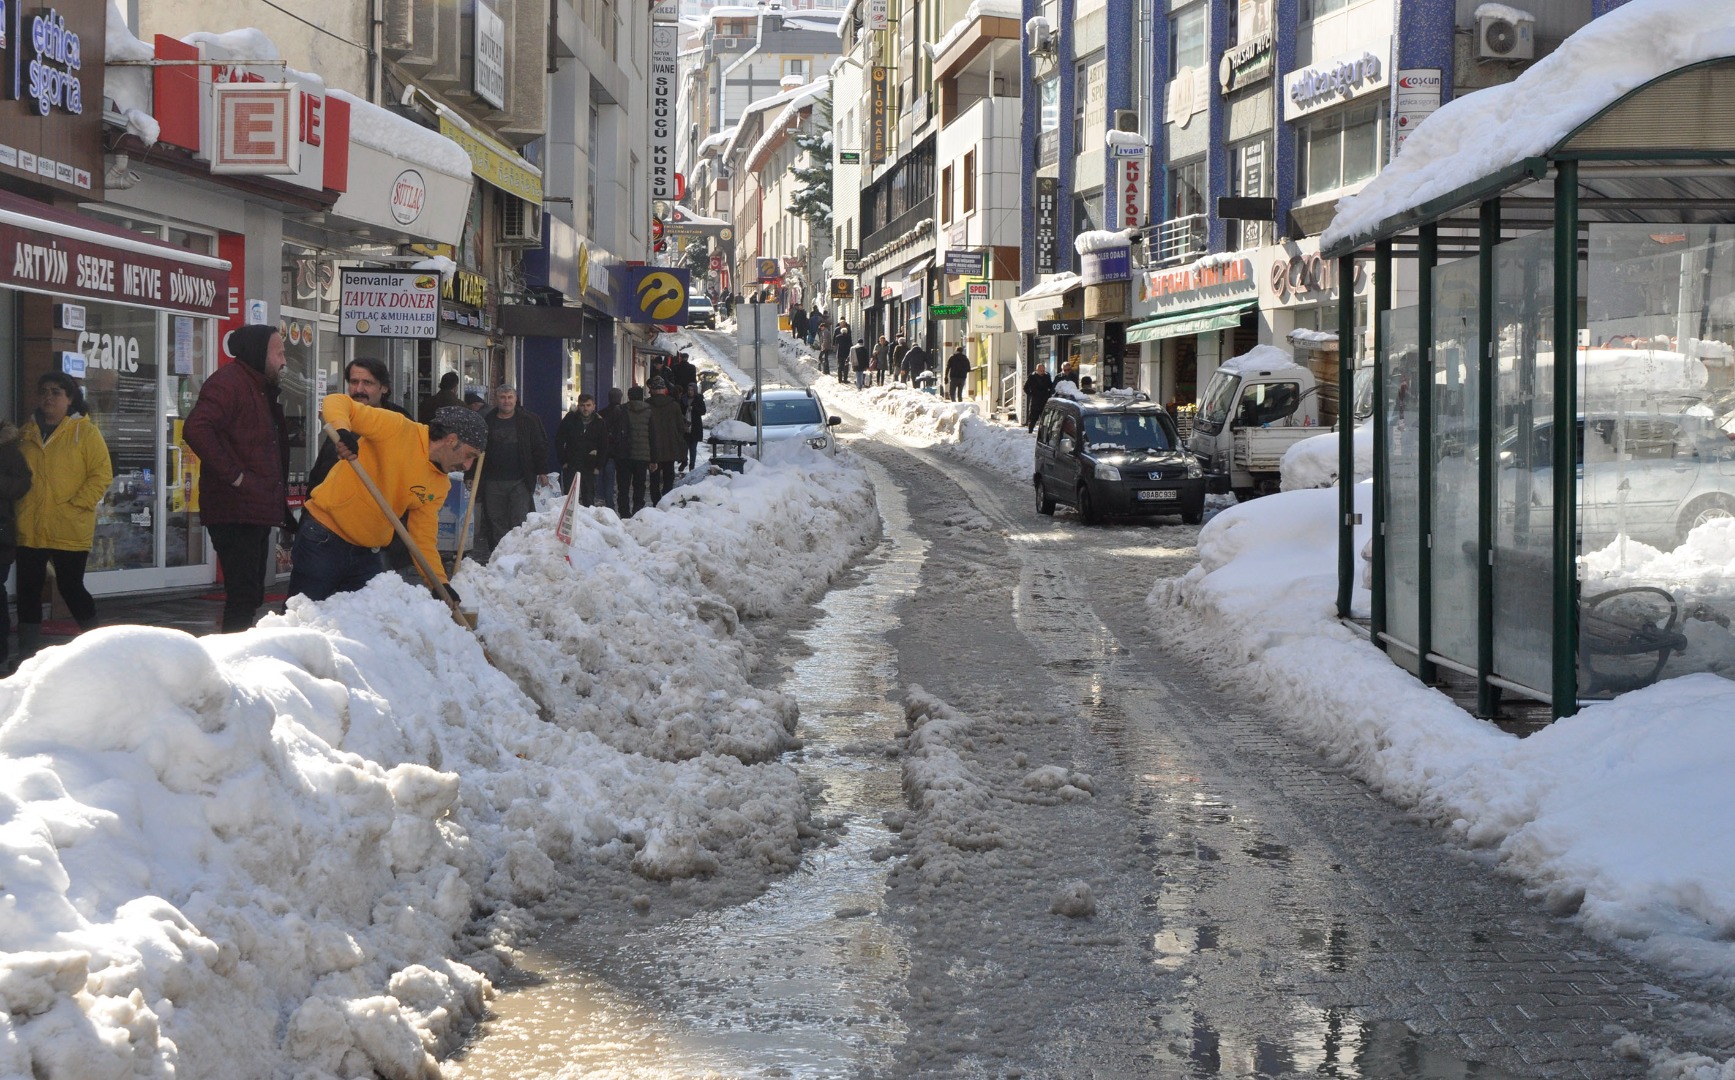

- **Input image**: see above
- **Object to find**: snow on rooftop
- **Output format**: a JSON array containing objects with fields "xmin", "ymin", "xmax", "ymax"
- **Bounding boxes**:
[
  {"xmin": 725, "ymin": 79, "xmax": 827, "ymax": 161},
  {"xmin": 331, "ymin": 90, "xmax": 473, "ymax": 178},
  {"xmin": 1473, "ymin": 2, "xmax": 1534, "ymax": 23},
  {"xmin": 698, "ymin": 127, "xmax": 737, "ymax": 156},
  {"xmin": 1013, "ymin": 271, "xmax": 1083, "ymax": 303},
  {"xmin": 102, "ymin": 0, "xmax": 158, "ymax": 144},
  {"xmin": 1074, "ymin": 228, "xmax": 1137, "ymax": 255},
  {"xmin": 1216, "ymin": 344, "xmax": 1308, "ymax": 377},
  {"xmin": 1323, "ymin": 0, "xmax": 1735, "ymax": 251},
  {"xmin": 932, "ymin": 0, "xmax": 1023, "ymax": 59}
]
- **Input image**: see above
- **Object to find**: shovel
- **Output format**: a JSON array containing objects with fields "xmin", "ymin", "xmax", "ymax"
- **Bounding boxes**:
[
  {"xmin": 454, "ymin": 451, "xmax": 485, "ymax": 568},
  {"xmin": 322, "ymin": 423, "xmax": 470, "ymax": 630}
]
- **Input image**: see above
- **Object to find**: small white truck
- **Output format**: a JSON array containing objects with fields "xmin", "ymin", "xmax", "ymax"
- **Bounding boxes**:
[{"xmin": 1188, "ymin": 345, "xmax": 1329, "ymax": 499}]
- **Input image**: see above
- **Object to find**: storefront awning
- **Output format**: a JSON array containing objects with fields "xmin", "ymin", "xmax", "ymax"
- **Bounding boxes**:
[
  {"xmin": 0, "ymin": 189, "xmax": 230, "ymax": 318},
  {"xmin": 1008, "ymin": 272, "xmax": 1084, "ymax": 332},
  {"xmin": 1126, "ymin": 300, "xmax": 1256, "ymax": 343}
]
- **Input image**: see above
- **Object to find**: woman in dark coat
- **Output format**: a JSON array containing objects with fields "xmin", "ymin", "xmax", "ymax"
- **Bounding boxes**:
[
  {"xmin": 680, "ymin": 384, "xmax": 706, "ymax": 471},
  {"xmin": 0, "ymin": 420, "xmax": 31, "ymax": 671}
]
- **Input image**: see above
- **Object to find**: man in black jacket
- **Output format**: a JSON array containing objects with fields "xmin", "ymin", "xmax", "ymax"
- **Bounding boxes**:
[
  {"xmin": 945, "ymin": 345, "xmax": 970, "ymax": 401},
  {"xmin": 477, "ymin": 385, "xmax": 550, "ymax": 558},
  {"xmin": 1023, "ymin": 364, "xmax": 1055, "ymax": 431},
  {"xmin": 556, "ymin": 393, "xmax": 609, "ymax": 505}
]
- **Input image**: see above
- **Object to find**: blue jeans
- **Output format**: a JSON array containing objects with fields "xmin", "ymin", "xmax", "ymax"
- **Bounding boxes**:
[
  {"xmin": 855, "ymin": 370, "xmax": 868, "ymax": 389},
  {"xmin": 599, "ymin": 460, "xmax": 617, "ymax": 507},
  {"xmin": 288, "ymin": 517, "xmax": 385, "ymax": 601}
]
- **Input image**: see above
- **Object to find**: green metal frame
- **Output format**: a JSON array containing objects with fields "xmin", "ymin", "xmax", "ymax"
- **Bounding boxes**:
[
  {"xmin": 1551, "ymin": 162, "xmax": 1581, "ymax": 717},
  {"xmin": 1476, "ymin": 200, "xmax": 1500, "ymax": 718},
  {"xmin": 1416, "ymin": 224, "xmax": 1437, "ymax": 684},
  {"xmin": 1337, "ymin": 254, "xmax": 1357, "ymax": 620},
  {"xmin": 1370, "ymin": 241, "xmax": 1392, "ymax": 645},
  {"xmin": 1322, "ymin": 159, "xmax": 1549, "ymax": 261}
]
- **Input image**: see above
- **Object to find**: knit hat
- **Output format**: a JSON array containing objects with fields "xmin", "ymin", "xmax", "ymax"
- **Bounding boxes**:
[
  {"xmin": 228, "ymin": 325, "xmax": 277, "ymax": 374},
  {"xmin": 432, "ymin": 405, "xmax": 489, "ymax": 451},
  {"xmin": 648, "ymin": 376, "xmax": 667, "ymax": 390}
]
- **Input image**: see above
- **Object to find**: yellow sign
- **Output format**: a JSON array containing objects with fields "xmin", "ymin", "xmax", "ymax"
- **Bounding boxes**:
[
  {"xmin": 577, "ymin": 241, "xmax": 591, "ymax": 296},
  {"xmin": 637, "ymin": 271, "xmax": 686, "ymax": 320},
  {"xmin": 438, "ymin": 116, "xmax": 544, "ymax": 206}
]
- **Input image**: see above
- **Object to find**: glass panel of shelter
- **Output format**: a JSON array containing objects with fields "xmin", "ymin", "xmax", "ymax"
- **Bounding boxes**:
[
  {"xmin": 1429, "ymin": 256, "xmax": 1481, "ymax": 672},
  {"xmin": 1380, "ymin": 304, "xmax": 1422, "ymax": 675},
  {"xmin": 1578, "ymin": 224, "xmax": 1735, "ymax": 697}
]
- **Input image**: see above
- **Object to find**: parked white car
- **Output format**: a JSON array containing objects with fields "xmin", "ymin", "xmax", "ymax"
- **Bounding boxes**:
[{"xmin": 732, "ymin": 386, "xmax": 842, "ymax": 456}]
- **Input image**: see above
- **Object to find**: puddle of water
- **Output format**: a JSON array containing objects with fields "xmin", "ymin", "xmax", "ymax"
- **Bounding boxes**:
[
  {"xmin": 1170, "ymin": 1008, "xmax": 1526, "ymax": 1079},
  {"xmin": 448, "ymin": 457, "xmax": 924, "ymax": 1079}
]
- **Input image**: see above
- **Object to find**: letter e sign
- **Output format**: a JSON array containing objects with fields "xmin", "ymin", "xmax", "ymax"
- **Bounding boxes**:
[{"xmin": 211, "ymin": 84, "xmax": 301, "ymax": 175}]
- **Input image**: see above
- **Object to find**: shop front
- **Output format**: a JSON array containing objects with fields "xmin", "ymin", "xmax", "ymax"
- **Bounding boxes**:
[
  {"xmin": 1009, "ymin": 272, "xmax": 1084, "ymax": 421},
  {"xmin": 1255, "ymin": 237, "xmax": 1373, "ymax": 419},
  {"xmin": 1126, "ymin": 254, "xmax": 1259, "ymax": 416},
  {"xmin": 0, "ymin": 190, "xmax": 230, "ymax": 594}
]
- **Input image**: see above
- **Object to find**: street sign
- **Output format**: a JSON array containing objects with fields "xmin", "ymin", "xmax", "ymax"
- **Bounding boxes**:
[
  {"xmin": 943, "ymin": 250, "xmax": 986, "ymax": 276},
  {"xmin": 838, "ymin": 151, "xmax": 861, "ymax": 164},
  {"xmin": 930, "ymin": 303, "xmax": 967, "ymax": 320},
  {"xmin": 710, "ymin": 254, "xmax": 725, "ymax": 271},
  {"xmin": 967, "ymin": 282, "xmax": 990, "ymax": 298}
]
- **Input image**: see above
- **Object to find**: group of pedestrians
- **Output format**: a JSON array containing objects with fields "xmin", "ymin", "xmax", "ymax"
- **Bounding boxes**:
[{"xmin": 555, "ymin": 351, "xmax": 706, "ymax": 519}]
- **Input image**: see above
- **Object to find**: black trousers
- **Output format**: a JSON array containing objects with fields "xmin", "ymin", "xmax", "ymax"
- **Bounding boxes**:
[
  {"xmin": 947, "ymin": 377, "xmax": 966, "ymax": 402},
  {"xmin": 651, "ymin": 461, "xmax": 679, "ymax": 503},
  {"xmin": 15, "ymin": 546, "xmax": 96, "ymax": 629},
  {"xmin": 616, "ymin": 459, "xmax": 649, "ymax": 518},
  {"xmin": 207, "ymin": 523, "xmax": 273, "ymax": 632}
]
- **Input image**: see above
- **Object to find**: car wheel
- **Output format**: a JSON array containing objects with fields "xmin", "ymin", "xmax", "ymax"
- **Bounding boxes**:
[
  {"xmin": 1182, "ymin": 503, "xmax": 1204, "ymax": 526},
  {"xmin": 1676, "ymin": 493, "xmax": 1735, "ymax": 546},
  {"xmin": 1035, "ymin": 478, "xmax": 1056, "ymax": 516},
  {"xmin": 1077, "ymin": 485, "xmax": 1100, "ymax": 525},
  {"xmin": 1232, "ymin": 487, "xmax": 1257, "ymax": 503}
]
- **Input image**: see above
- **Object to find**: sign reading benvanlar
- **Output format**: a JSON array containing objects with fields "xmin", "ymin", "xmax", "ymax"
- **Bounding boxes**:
[{"xmin": 338, "ymin": 269, "xmax": 440, "ymax": 338}]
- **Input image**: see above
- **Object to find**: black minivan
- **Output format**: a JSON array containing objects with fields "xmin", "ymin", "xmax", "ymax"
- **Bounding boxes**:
[{"xmin": 1033, "ymin": 394, "xmax": 1207, "ymax": 524}]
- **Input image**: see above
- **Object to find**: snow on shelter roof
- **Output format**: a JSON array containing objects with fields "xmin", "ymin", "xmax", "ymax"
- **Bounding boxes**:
[{"xmin": 1321, "ymin": 0, "xmax": 1735, "ymax": 254}]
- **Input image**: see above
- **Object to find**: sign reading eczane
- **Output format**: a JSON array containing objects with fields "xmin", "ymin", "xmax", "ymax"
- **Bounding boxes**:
[{"xmin": 338, "ymin": 269, "xmax": 440, "ymax": 339}]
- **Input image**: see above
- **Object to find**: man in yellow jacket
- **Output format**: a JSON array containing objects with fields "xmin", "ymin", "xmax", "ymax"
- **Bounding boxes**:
[{"xmin": 288, "ymin": 397, "xmax": 487, "ymax": 602}]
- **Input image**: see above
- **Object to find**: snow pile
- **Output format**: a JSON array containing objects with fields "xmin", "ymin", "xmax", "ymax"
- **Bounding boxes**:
[
  {"xmin": 1288, "ymin": 328, "xmax": 1338, "ymax": 348},
  {"xmin": 1324, "ymin": 0, "xmax": 1735, "ymax": 248},
  {"xmin": 0, "ymin": 453, "xmax": 879, "ymax": 1077},
  {"xmin": 1074, "ymin": 228, "xmax": 1137, "ymax": 255},
  {"xmin": 899, "ymin": 688, "xmax": 1005, "ymax": 877},
  {"xmin": 858, "ymin": 386, "xmax": 1032, "ymax": 479},
  {"xmin": 1280, "ymin": 424, "xmax": 1373, "ymax": 490},
  {"xmin": 1152, "ymin": 480, "xmax": 1735, "ymax": 986},
  {"xmin": 103, "ymin": 0, "xmax": 160, "ymax": 145},
  {"xmin": 1217, "ymin": 343, "xmax": 1308, "ymax": 378}
]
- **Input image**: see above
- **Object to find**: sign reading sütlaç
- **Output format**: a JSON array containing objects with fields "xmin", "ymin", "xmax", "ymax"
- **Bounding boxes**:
[{"xmin": 338, "ymin": 268, "xmax": 440, "ymax": 338}]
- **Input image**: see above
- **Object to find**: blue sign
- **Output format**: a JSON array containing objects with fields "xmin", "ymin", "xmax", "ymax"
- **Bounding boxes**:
[
  {"xmin": 943, "ymin": 249, "xmax": 986, "ymax": 276},
  {"xmin": 614, "ymin": 265, "xmax": 691, "ymax": 325},
  {"xmin": 1080, "ymin": 246, "xmax": 1131, "ymax": 285}
]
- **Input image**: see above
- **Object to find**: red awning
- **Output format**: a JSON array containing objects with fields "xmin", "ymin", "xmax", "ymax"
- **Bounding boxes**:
[{"xmin": 0, "ymin": 188, "xmax": 231, "ymax": 318}]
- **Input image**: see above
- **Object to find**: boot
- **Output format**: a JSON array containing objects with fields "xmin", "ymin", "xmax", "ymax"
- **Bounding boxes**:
[{"xmin": 16, "ymin": 624, "xmax": 39, "ymax": 662}]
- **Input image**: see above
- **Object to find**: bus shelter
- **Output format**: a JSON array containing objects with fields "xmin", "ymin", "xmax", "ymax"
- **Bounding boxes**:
[{"xmin": 1319, "ymin": 18, "xmax": 1735, "ymax": 719}]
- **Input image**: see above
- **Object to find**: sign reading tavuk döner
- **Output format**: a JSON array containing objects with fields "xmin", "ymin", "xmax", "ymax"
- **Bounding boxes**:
[{"xmin": 338, "ymin": 269, "xmax": 440, "ymax": 338}]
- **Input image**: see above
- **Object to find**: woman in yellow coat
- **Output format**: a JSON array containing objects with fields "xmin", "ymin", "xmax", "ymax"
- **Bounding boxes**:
[{"xmin": 16, "ymin": 371, "xmax": 112, "ymax": 659}]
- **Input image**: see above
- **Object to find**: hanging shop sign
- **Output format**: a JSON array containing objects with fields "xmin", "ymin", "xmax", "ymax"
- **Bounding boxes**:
[
  {"xmin": 843, "ymin": 247, "xmax": 861, "ymax": 272},
  {"xmin": 757, "ymin": 258, "xmax": 782, "ymax": 282},
  {"xmin": 1107, "ymin": 150, "xmax": 1146, "ymax": 232},
  {"xmin": 613, "ymin": 265, "xmax": 689, "ymax": 325},
  {"xmin": 0, "ymin": 189, "xmax": 228, "ymax": 317},
  {"xmin": 830, "ymin": 277, "xmax": 854, "ymax": 299},
  {"xmin": 152, "ymin": 35, "xmax": 350, "ymax": 194},
  {"xmin": 1080, "ymin": 246, "xmax": 1131, "ymax": 285},
  {"xmin": 968, "ymin": 300, "xmax": 1004, "ymax": 333},
  {"xmin": 0, "ymin": 0, "xmax": 102, "ymax": 196},
  {"xmin": 438, "ymin": 114, "xmax": 541, "ymax": 205},
  {"xmin": 869, "ymin": 67, "xmax": 889, "ymax": 164},
  {"xmin": 338, "ymin": 268, "xmax": 440, "ymax": 338},
  {"xmin": 1139, "ymin": 255, "xmax": 1257, "ymax": 314},
  {"xmin": 930, "ymin": 303, "xmax": 967, "ymax": 320},
  {"xmin": 944, "ymin": 249, "xmax": 986, "ymax": 277},
  {"xmin": 1394, "ymin": 68, "xmax": 1442, "ymax": 152},
  {"xmin": 967, "ymin": 282, "xmax": 989, "ymax": 298},
  {"xmin": 210, "ymin": 83, "xmax": 298, "ymax": 174},
  {"xmin": 1219, "ymin": 31, "xmax": 1273, "ymax": 94},
  {"xmin": 649, "ymin": 22, "xmax": 678, "ymax": 200},
  {"xmin": 1035, "ymin": 177, "xmax": 1060, "ymax": 276},
  {"xmin": 867, "ymin": 0, "xmax": 889, "ymax": 31},
  {"xmin": 474, "ymin": 0, "xmax": 507, "ymax": 110},
  {"xmin": 1284, "ymin": 37, "xmax": 1389, "ymax": 120}
]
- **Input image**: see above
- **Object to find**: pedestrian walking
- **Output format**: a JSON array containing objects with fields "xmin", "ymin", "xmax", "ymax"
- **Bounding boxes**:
[
  {"xmin": 1023, "ymin": 364, "xmax": 1055, "ymax": 431},
  {"xmin": 680, "ymin": 383, "xmax": 707, "ymax": 471},
  {"xmin": 646, "ymin": 377, "xmax": 687, "ymax": 503},
  {"xmin": 871, "ymin": 335, "xmax": 890, "ymax": 386},
  {"xmin": 182, "ymin": 324, "xmax": 292, "ymax": 633},
  {"xmin": 418, "ymin": 370, "xmax": 464, "ymax": 421},
  {"xmin": 617, "ymin": 385, "xmax": 653, "ymax": 518},
  {"xmin": 807, "ymin": 304, "xmax": 823, "ymax": 346},
  {"xmin": 945, "ymin": 344, "xmax": 970, "ymax": 402},
  {"xmin": 599, "ymin": 386, "xmax": 627, "ymax": 509},
  {"xmin": 556, "ymin": 393, "xmax": 609, "ymax": 504},
  {"xmin": 15, "ymin": 372, "xmax": 112, "ymax": 659},
  {"xmin": 903, "ymin": 339, "xmax": 930, "ymax": 387},
  {"xmin": 892, "ymin": 336, "xmax": 911, "ymax": 383},
  {"xmin": 667, "ymin": 351, "xmax": 698, "ymax": 395},
  {"xmin": 852, "ymin": 340, "xmax": 872, "ymax": 389},
  {"xmin": 477, "ymin": 385, "xmax": 550, "ymax": 560},
  {"xmin": 790, "ymin": 306, "xmax": 809, "ymax": 343},
  {"xmin": 817, "ymin": 319, "xmax": 834, "ymax": 374},
  {"xmin": 833, "ymin": 319, "xmax": 853, "ymax": 384},
  {"xmin": 289, "ymin": 400, "xmax": 484, "ymax": 601},
  {"xmin": 0, "ymin": 419, "xmax": 32, "ymax": 672}
]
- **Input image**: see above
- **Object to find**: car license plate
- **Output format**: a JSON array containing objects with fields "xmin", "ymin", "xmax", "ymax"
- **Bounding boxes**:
[{"xmin": 1137, "ymin": 489, "xmax": 1178, "ymax": 501}]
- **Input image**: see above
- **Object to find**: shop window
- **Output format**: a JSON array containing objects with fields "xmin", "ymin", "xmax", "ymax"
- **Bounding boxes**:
[
  {"xmin": 1169, "ymin": 4, "xmax": 1206, "ymax": 72},
  {"xmin": 80, "ymin": 301, "xmax": 163, "ymax": 572},
  {"xmin": 1297, "ymin": 99, "xmax": 1385, "ymax": 199},
  {"xmin": 1169, "ymin": 158, "xmax": 1206, "ymax": 220},
  {"xmin": 962, "ymin": 151, "xmax": 976, "ymax": 214}
]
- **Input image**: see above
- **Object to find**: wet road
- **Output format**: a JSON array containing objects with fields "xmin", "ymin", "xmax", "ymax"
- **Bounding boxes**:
[{"xmin": 447, "ymin": 337, "xmax": 1735, "ymax": 1078}]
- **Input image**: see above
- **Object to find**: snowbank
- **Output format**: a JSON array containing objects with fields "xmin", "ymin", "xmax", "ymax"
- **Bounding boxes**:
[
  {"xmin": 858, "ymin": 386, "xmax": 1032, "ymax": 479},
  {"xmin": 1151, "ymin": 481, "xmax": 1735, "ymax": 990},
  {"xmin": 1280, "ymin": 424, "xmax": 1373, "ymax": 490},
  {"xmin": 0, "ymin": 453, "xmax": 879, "ymax": 1077}
]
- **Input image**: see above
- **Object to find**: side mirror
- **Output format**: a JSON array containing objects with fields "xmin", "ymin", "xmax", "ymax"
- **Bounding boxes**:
[
  {"xmin": 1057, "ymin": 436, "xmax": 1075, "ymax": 456},
  {"xmin": 828, "ymin": 416, "xmax": 842, "ymax": 426}
]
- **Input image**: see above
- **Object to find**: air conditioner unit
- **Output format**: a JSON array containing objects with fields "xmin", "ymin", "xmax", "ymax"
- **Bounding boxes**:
[
  {"xmin": 1026, "ymin": 18, "xmax": 1054, "ymax": 60},
  {"xmin": 500, "ymin": 197, "xmax": 543, "ymax": 246},
  {"xmin": 1113, "ymin": 109, "xmax": 1139, "ymax": 133},
  {"xmin": 1477, "ymin": 11, "xmax": 1534, "ymax": 60}
]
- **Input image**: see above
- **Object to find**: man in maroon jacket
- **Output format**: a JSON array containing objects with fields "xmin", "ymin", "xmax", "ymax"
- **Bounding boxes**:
[{"xmin": 184, "ymin": 325, "xmax": 291, "ymax": 632}]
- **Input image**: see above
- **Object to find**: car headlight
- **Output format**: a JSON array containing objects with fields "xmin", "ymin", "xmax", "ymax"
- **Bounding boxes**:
[
  {"xmin": 1187, "ymin": 459, "xmax": 1203, "ymax": 479},
  {"xmin": 807, "ymin": 435, "xmax": 829, "ymax": 450},
  {"xmin": 1095, "ymin": 463, "xmax": 1121, "ymax": 481}
]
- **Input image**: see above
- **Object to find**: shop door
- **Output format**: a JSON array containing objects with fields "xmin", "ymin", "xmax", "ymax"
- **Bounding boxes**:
[{"xmin": 279, "ymin": 309, "xmax": 341, "ymax": 487}]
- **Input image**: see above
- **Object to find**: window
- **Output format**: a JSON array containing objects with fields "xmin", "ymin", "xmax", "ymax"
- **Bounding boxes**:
[
  {"xmin": 962, "ymin": 151, "xmax": 976, "ymax": 214},
  {"xmin": 1296, "ymin": 100, "xmax": 1385, "ymax": 199},
  {"xmin": 1083, "ymin": 412, "xmax": 1175, "ymax": 451},
  {"xmin": 1300, "ymin": 0, "xmax": 1349, "ymax": 19},
  {"xmin": 1169, "ymin": 5, "xmax": 1206, "ymax": 72},
  {"xmin": 1169, "ymin": 157, "xmax": 1206, "ymax": 219},
  {"xmin": 784, "ymin": 58, "xmax": 807, "ymax": 78},
  {"xmin": 941, "ymin": 165, "xmax": 953, "ymax": 224},
  {"xmin": 587, "ymin": 103, "xmax": 600, "ymax": 236}
]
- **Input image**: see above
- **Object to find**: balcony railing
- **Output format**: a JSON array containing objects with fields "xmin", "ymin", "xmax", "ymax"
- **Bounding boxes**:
[
  {"xmin": 1152, "ymin": 213, "xmax": 1208, "ymax": 266},
  {"xmin": 861, "ymin": 195, "xmax": 934, "ymax": 257}
]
